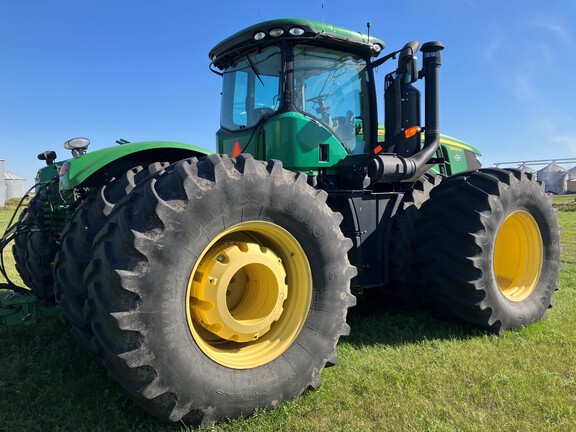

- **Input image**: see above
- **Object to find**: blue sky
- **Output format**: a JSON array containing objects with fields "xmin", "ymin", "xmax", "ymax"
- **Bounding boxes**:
[{"xmin": 1, "ymin": 0, "xmax": 575, "ymax": 187}]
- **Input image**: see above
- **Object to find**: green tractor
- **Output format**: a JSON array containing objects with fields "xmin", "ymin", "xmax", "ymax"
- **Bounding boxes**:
[{"xmin": 1, "ymin": 18, "xmax": 560, "ymax": 426}]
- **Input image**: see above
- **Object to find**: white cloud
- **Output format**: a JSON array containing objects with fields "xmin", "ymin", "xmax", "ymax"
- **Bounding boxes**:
[{"xmin": 528, "ymin": 16, "xmax": 572, "ymax": 44}]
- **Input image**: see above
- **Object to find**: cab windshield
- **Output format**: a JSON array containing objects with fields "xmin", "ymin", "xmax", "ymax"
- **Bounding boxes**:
[
  {"xmin": 220, "ymin": 46, "xmax": 281, "ymax": 131},
  {"xmin": 293, "ymin": 45, "xmax": 370, "ymax": 154},
  {"xmin": 219, "ymin": 44, "xmax": 371, "ymax": 154}
]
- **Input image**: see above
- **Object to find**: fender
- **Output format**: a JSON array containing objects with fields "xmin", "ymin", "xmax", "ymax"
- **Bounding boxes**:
[
  {"xmin": 35, "ymin": 164, "xmax": 60, "ymax": 186},
  {"xmin": 437, "ymin": 134, "xmax": 482, "ymax": 175},
  {"xmin": 58, "ymin": 141, "xmax": 212, "ymax": 190}
]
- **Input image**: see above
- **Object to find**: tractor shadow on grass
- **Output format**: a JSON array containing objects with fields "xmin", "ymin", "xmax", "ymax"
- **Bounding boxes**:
[
  {"xmin": 0, "ymin": 317, "xmax": 179, "ymax": 432},
  {"xmin": 344, "ymin": 289, "xmax": 487, "ymax": 348}
]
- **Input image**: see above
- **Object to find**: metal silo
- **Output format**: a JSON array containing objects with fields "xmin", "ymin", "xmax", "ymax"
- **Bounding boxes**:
[
  {"xmin": 5, "ymin": 170, "xmax": 26, "ymax": 201},
  {"xmin": 518, "ymin": 163, "xmax": 537, "ymax": 180},
  {"xmin": 0, "ymin": 158, "xmax": 6, "ymax": 207},
  {"xmin": 537, "ymin": 163, "xmax": 567, "ymax": 194},
  {"xmin": 568, "ymin": 165, "xmax": 576, "ymax": 193}
]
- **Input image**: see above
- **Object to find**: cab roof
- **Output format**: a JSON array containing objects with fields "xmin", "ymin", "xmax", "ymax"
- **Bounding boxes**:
[{"xmin": 209, "ymin": 18, "xmax": 386, "ymax": 69}]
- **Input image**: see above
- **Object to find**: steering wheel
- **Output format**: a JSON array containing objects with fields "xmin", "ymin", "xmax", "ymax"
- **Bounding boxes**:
[{"xmin": 306, "ymin": 92, "xmax": 333, "ymax": 104}]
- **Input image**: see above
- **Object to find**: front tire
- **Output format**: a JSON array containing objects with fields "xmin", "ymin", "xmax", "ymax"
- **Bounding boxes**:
[
  {"xmin": 13, "ymin": 193, "xmax": 60, "ymax": 305},
  {"xmin": 415, "ymin": 168, "xmax": 561, "ymax": 333},
  {"xmin": 84, "ymin": 154, "xmax": 356, "ymax": 425},
  {"xmin": 12, "ymin": 208, "xmax": 32, "ymax": 287}
]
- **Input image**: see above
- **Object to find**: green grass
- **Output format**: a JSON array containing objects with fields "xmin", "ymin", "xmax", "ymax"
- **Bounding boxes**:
[
  {"xmin": 553, "ymin": 193, "xmax": 576, "ymax": 211},
  {"xmin": 0, "ymin": 204, "xmax": 24, "ymax": 287},
  {"xmin": 0, "ymin": 200, "xmax": 575, "ymax": 432}
]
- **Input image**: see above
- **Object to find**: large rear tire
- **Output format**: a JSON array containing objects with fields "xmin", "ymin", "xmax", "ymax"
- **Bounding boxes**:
[
  {"xmin": 84, "ymin": 154, "xmax": 356, "ymax": 425},
  {"xmin": 54, "ymin": 162, "xmax": 169, "ymax": 353},
  {"xmin": 415, "ymin": 168, "xmax": 561, "ymax": 333}
]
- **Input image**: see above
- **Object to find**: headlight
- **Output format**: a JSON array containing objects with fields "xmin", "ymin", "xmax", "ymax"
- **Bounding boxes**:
[
  {"xmin": 269, "ymin": 28, "xmax": 284, "ymax": 37},
  {"xmin": 289, "ymin": 27, "xmax": 305, "ymax": 36}
]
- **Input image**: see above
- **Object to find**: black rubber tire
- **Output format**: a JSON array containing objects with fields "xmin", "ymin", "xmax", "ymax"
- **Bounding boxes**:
[
  {"xmin": 54, "ymin": 162, "xmax": 170, "ymax": 354},
  {"xmin": 13, "ymin": 193, "xmax": 60, "ymax": 305},
  {"xmin": 415, "ymin": 168, "xmax": 561, "ymax": 333},
  {"xmin": 367, "ymin": 173, "xmax": 442, "ymax": 309},
  {"xmin": 83, "ymin": 154, "xmax": 356, "ymax": 425},
  {"xmin": 12, "ymin": 207, "xmax": 33, "ymax": 287},
  {"xmin": 25, "ymin": 230, "xmax": 59, "ymax": 304}
]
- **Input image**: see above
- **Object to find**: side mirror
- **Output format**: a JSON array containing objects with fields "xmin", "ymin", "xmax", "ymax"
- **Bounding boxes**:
[{"xmin": 398, "ymin": 40, "xmax": 420, "ymax": 84}]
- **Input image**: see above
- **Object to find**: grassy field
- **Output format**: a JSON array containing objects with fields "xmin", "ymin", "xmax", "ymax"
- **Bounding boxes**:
[
  {"xmin": 0, "ymin": 197, "xmax": 575, "ymax": 431},
  {"xmin": 0, "ymin": 201, "xmax": 24, "ymax": 287},
  {"xmin": 553, "ymin": 194, "xmax": 576, "ymax": 211}
]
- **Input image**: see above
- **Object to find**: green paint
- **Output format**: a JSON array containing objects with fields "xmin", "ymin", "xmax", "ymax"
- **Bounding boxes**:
[
  {"xmin": 217, "ymin": 112, "xmax": 349, "ymax": 173},
  {"xmin": 58, "ymin": 141, "xmax": 211, "ymax": 190},
  {"xmin": 0, "ymin": 292, "xmax": 60, "ymax": 326},
  {"xmin": 34, "ymin": 164, "xmax": 59, "ymax": 190}
]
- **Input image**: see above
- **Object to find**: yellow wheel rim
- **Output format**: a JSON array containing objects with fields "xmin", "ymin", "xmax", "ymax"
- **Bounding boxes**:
[
  {"xmin": 493, "ymin": 210, "xmax": 543, "ymax": 302},
  {"xmin": 186, "ymin": 221, "xmax": 312, "ymax": 369}
]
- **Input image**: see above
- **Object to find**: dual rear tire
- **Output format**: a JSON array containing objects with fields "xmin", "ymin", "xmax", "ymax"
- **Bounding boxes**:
[
  {"xmin": 415, "ymin": 168, "xmax": 561, "ymax": 333},
  {"xmin": 12, "ymin": 154, "xmax": 356, "ymax": 425},
  {"xmin": 54, "ymin": 162, "xmax": 170, "ymax": 353},
  {"xmin": 81, "ymin": 154, "xmax": 356, "ymax": 425}
]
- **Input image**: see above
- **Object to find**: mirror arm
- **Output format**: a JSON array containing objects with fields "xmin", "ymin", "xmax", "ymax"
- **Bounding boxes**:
[{"xmin": 372, "ymin": 50, "xmax": 399, "ymax": 68}]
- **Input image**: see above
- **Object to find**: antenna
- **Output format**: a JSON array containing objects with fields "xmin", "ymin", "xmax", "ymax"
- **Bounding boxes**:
[
  {"xmin": 322, "ymin": 0, "xmax": 325, "ymax": 25},
  {"xmin": 367, "ymin": 22, "xmax": 371, "ymax": 43}
]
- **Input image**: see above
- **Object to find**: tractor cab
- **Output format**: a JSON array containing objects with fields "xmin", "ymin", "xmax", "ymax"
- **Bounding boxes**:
[{"xmin": 210, "ymin": 19, "xmax": 383, "ymax": 174}]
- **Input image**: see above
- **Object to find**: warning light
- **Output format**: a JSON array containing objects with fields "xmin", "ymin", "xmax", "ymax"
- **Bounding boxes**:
[
  {"xmin": 59, "ymin": 163, "xmax": 69, "ymax": 177},
  {"xmin": 232, "ymin": 141, "xmax": 242, "ymax": 158},
  {"xmin": 404, "ymin": 126, "xmax": 421, "ymax": 139}
]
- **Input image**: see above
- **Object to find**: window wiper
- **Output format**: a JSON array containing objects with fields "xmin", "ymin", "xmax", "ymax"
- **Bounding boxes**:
[{"xmin": 246, "ymin": 55, "xmax": 264, "ymax": 86}]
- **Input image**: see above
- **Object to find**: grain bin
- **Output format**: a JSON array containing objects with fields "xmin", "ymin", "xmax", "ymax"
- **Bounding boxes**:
[
  {"xmin": 568, "ymin": 165, "xmax": 576, "ymax": 193},
  {"xmin": 5, "ymin": 170, "xmax": 26, "ymax": 200},
  {"xmin": 0, "ymin": 158, "xmax": 5, "ymax": 206},
  {"xmin": 537, "ymin": 163, "xmax": 567, "ymax": 194},
  {"xmin": 518, "ymin": 163, "xmax": 537, "ymax": 180}
]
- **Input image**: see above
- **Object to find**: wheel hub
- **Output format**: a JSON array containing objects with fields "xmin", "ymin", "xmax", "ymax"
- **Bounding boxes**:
[
  {"xmin": 189, "ymin": 241, "xmax": 288, "ymax": 342},
  {"xmin": 494, "ymin": 210, "xmax": 543, "ymax": 302}
]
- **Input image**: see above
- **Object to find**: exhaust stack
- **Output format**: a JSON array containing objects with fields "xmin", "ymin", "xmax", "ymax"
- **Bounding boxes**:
[{"xmin": 368, "ymin": 41, "xmax": 444, "ymax": 182}]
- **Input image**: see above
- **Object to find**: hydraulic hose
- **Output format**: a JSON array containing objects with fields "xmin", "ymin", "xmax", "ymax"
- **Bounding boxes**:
[{"xmin": 0, "ymin": 182, "xmax": 47, "ymax": 293}]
